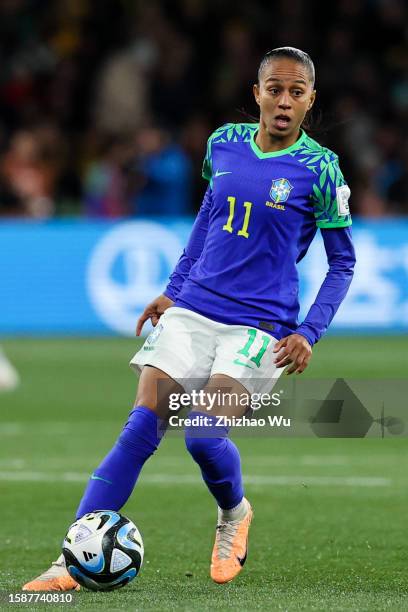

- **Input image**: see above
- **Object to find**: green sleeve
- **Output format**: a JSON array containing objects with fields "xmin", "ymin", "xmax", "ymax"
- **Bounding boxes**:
[
  {"xmin": 202, "ymin": 137, "xmax": 212, "ymax": 181},
  {"xmin": 311, "ymin": 157, "xmax": 352, "ymax": 228}
]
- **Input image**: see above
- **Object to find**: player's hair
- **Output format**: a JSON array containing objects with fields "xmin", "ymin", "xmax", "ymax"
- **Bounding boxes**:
[{"xmin": 258, "ymin": 47, "xmax": 315, "ymax": 87}]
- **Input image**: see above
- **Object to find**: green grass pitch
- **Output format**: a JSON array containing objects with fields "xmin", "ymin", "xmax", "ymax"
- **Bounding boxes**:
[{"xmin": 0, "ymin": 336, "xmax": 407, "ymax": 611}]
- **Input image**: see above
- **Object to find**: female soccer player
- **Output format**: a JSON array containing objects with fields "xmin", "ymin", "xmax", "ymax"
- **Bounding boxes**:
[{"xmin": 23, "ymin": 47, "xmax": 355, "ymax": 590}]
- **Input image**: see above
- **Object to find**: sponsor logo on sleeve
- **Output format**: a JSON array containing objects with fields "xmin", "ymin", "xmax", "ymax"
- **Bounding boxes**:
[{"xmin": 336, "ymin": 185, "xmax": 351, "ymax": 216}]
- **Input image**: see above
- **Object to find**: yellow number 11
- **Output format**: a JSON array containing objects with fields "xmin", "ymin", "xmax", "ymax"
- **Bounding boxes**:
[{"xmin": 222, "ymin": 196, "xmax": 253, "ymax": 239}]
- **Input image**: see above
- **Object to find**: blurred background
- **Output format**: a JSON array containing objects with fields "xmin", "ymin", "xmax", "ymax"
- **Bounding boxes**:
[
  {"xmin": 0, "ymin": 0, "xmax": 408, "ymax": 219},
  {"xmin": 0, "ymin": 0, "xmax": 407, "ymax": 337}
]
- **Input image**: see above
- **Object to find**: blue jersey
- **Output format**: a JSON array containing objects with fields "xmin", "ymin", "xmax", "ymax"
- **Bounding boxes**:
[{"xmin": 165, "ymin": 123, "xmax": 355, "ymax": 345}]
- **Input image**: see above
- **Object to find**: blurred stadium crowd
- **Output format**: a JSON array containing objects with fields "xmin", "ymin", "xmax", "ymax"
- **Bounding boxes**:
[{"xmin": 0, "ymin": 0, "xmax": 407, "ymax": 219}]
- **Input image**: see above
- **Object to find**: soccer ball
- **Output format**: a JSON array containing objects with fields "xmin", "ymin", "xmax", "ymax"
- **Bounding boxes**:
[{"xmin": 62, "ymin": 510, "xmax": 144, "ymax": 591}]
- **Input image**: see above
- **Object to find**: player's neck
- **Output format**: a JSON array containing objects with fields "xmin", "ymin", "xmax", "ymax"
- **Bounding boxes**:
[{"xmin": 255, "ymin": 125, "xmax": 301, "ymax": 153}]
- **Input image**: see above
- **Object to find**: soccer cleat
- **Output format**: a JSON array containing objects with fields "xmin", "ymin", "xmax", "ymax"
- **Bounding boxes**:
[
  {"xmin": 22, "ymin": 554, "xmax": 80, "ymax": 591},
  {"xmin": 210, "ymin": 498, "xmax": 253, "ymax": 584}
]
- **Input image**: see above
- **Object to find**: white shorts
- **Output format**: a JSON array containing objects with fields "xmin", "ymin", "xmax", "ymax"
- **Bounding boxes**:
[{"xmin": 130, "ymin": 307, "xmax": 284, "ymax": 395}]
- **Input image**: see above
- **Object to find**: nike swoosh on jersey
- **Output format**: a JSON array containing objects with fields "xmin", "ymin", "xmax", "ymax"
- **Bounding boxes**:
[
  {"xmin": 90, "ymin": 474, "xmax": 113, "ymax": 485},
  {"xmin": 214, "ymin": 170, "xmax": 232, "ymax": 177}
]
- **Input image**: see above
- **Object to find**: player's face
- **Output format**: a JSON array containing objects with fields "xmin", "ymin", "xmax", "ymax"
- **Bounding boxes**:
[{"xmin": 253, "ymin": 58, "xmax": 316, "ymax": 140}]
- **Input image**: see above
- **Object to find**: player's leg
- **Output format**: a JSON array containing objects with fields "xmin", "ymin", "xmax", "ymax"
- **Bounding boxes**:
[
  {"xmin": 77, "ymin": 307, "xmax": 214, "ymax": 520},
  {"xmin": 184, "ymin": 374, "xmax": 253, "ymax": 584},
  {"xmin": 185, "ymin": 324, "xmax": 284, "ymax": 583},
  {"xmin": 23, "ymin": 307, "xmax": 214, "ymax": 591},
  {"xmin": 75, "ymin": 366, "xmax": 182, "ymax": 517},
  {"xmin": 23, "ymin": 365, "xmax": 180, "ymax": 591}
]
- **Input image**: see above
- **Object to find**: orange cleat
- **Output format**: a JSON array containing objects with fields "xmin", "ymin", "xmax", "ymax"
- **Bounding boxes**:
[
  {"xmin": 210, "ymin": 498, "xmax": 253, "ymax": 584},
  {"xmin": 22, "ymin": 555, "xmax": 80, "ymax": 591}
]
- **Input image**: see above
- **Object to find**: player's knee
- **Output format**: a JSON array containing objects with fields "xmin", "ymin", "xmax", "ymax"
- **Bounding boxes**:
[
  {"xmin": 184, "ymin": 411, "xmax": 229, "ymax": 462},
  {"xmin": 185, "ymin": 434, "xmax": 214, "ymax": 462},
  {"xmin": 185, "ymin": 430, "xmax": 228, "ymax": 464},
  {"xmin": 117, "ymin": 406, "xmax": 163, "ymax": 457}
]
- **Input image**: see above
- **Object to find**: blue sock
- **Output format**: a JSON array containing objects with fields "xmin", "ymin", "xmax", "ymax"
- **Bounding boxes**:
[
  {"xmin": 185, "ymin": 411, "xmax": 244, "ymax": 510},
  {"xmin": 76, "ymin": 406, "xmax": 163, "ymax": 518}
]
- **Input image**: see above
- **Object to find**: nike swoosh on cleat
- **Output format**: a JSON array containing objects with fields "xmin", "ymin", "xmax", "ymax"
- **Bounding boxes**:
[
  {"xmin": 237, "ymin": 530, "xmax": 250, "ymax": 566},
  {"xmin": 237, "ymin": 552, "xmax": 247, "ymax": 567},
  {"xmin": 214, "ymin": 170, "xmax": 232, "ymax": 177},
  {"xmin": 90, "ymin": 474, "xmax": 112, "ymax": 485}
]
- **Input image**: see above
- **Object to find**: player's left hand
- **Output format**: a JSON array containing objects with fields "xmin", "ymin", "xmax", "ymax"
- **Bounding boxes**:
[{"xmin": 273, "ymin": 334, "xmax": 312, "ymax": 375}]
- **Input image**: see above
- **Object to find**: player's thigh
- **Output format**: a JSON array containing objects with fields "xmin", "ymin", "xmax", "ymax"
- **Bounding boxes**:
[
  {"xmin": 210, "ymin": 324, "xmax": 284, "ymax": 395},
  {"xmin": 130, "ymin": 306, "xmax": 216, "ymax": 394},
  {"xmin": 135, "ymin": 365, "xmax": 184, "ymax": 420},
  {"xmin": 195, "ymin": 373, "xmax": 251, "ymax": 418}
]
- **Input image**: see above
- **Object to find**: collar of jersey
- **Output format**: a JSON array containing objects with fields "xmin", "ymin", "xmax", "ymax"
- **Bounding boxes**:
[{"xmin": 249, "ymin": 127, "xmax": 307, "ymax": 159}]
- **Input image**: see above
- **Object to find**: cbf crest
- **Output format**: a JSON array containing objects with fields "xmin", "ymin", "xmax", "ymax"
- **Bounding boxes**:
[{"xmin": 270, "ymin": 178, "xmax": 293, "ymax": 204}]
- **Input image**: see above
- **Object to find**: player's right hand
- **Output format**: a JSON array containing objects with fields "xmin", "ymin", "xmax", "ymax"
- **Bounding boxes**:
[{"xmin": 136, "ymin": 294, "xmax": 174, "ymax": 336}]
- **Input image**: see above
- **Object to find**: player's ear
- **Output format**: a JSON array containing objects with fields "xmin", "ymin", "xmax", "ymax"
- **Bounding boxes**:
[
  {"xmin": 307, "ymin": 90, "xmax": 316, "ymax": 111},
  {"xmin": 253, "ymin": 83, "xmax": 260, "ymax": 106}
]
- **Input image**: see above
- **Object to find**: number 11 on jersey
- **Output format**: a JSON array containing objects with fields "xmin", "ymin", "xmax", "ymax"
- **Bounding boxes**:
[{"xmin": 223, "ymin": 196, "xmax": 253, "ymax": 239}]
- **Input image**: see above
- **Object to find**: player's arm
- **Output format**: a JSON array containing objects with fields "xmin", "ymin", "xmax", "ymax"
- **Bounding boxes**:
[
  {"xmin": 274, "ymin": 154, "xmax": 355, "ymax": 374},
  {"xmin": 163, "ymin": 185, "xmax": 212, "ymax": 301},
  {"xmin": 295, "ymin": 226, "xmax": 355, "ymax": 345},
  {"xmin": 274, "ymin": 227, "xmax": 355, "ymax": 373},
  {"xmin": 136, "ymin": 186, "xmax": 212, "ymax": 335},
  {"xmin": 136, "ymin": 127, "xmax": 220, "ymax": 335},
  {"xmin": 161, "ymin": 126, "xmax": 217, "ymax": 302}
]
